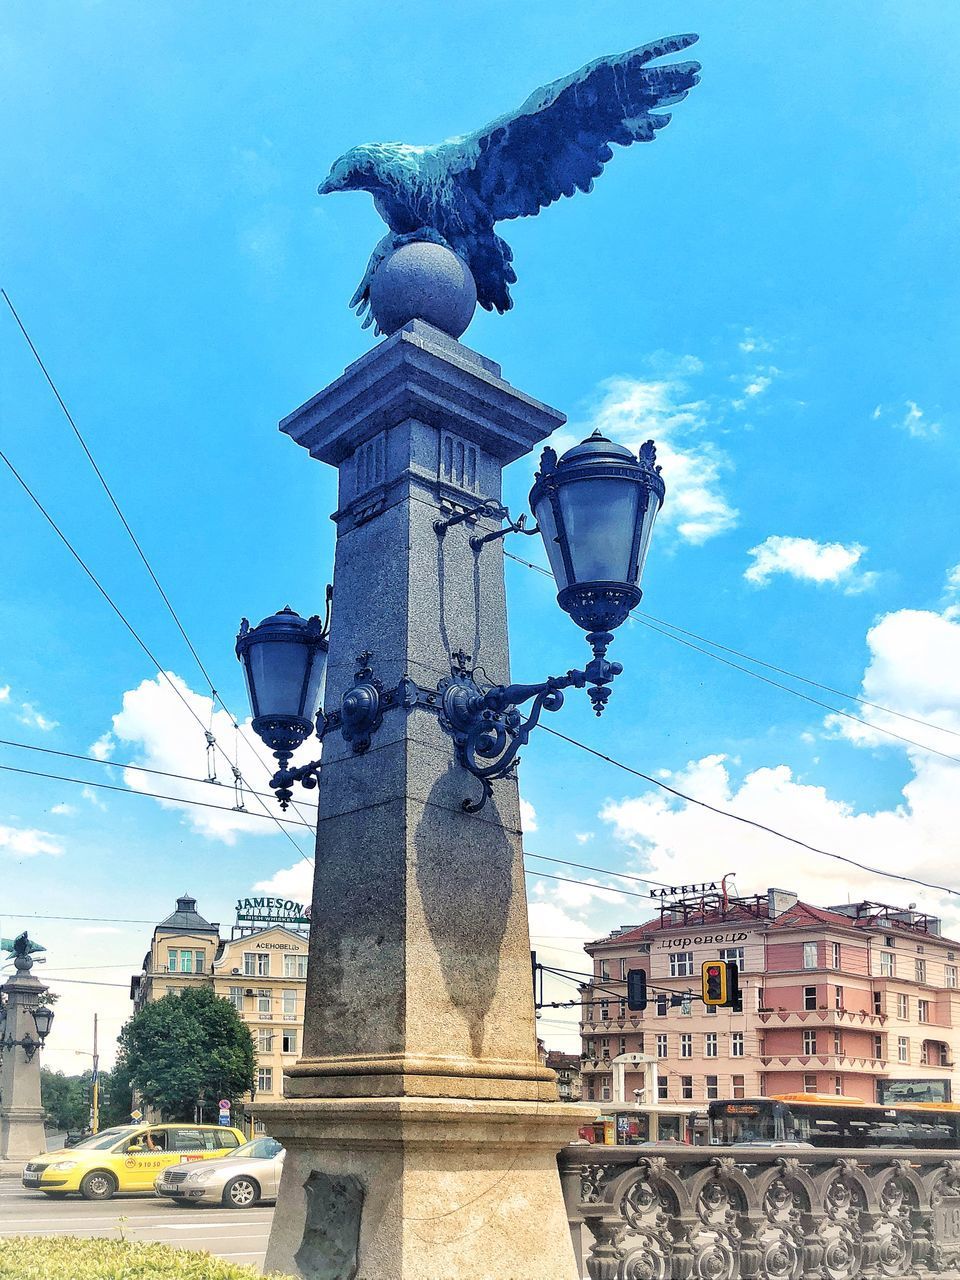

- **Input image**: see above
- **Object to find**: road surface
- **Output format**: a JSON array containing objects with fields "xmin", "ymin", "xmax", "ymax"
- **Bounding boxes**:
[{"xmin": 0, "ymin": 1178, "xmax": 272, "ymax": 1271}]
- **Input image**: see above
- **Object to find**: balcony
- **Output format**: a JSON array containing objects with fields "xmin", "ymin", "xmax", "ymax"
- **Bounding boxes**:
[
  {"xmin": 559, "ymin": 1144, "xmax": 960, "ymax": 1279},
  {"xmin": 758, "ymin": 1008, "xmax": 887, "ymax": 1029}
]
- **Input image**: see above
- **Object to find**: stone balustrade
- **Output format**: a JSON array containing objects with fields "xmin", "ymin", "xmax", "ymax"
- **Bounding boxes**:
[{"xmin": 558, "ymin": 1144, "xmax": 960, "ymax": 1278}]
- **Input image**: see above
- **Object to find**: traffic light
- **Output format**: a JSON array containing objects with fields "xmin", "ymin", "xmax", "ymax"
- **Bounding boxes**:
[
  {"xmin": 626, "ymin": 968, "xmax": 647, "ymax": 1011},
  {"xmin": 702, "ymin": 960, "xmax": 740, "ymax": 1008}
]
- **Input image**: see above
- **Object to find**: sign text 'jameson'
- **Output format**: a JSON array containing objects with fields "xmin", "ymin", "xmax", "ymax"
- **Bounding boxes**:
[{"xmin": 235, "ymin": 896, "xmax": 310, "ymax": 924}]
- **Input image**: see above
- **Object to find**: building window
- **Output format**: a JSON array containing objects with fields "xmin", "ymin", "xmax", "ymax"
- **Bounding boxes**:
[
  {"xmin": 756, "ymin": 986, "xmax": 765, "ymax": 1011},
  {"xmin": 656, "ymin": 995, "xmax": 668, "ymax": 1017},
  {"xmin": 657, "ymin": 1078, "xmax": 668, "ymax": 1101},
  {"xmin": 885, "ymin": 936, "xmax": 895, "ymax": 948},
  {"xmin": 600, "ymin": 1037, "xmax": 610, "ymax": 1057},
  {"xmin": 919, "ymin": 999, "xmax": 930, "ymax": 1023},
  {"xmin": 947, "ymin": 966, "xmax": 958, "ymax": 989},
  {"xmin": 256, "ymin": 1067, "xmax": 273, "ymax": 1093},
  {"xmin": 705, "ymin": 1075, "xmax": 719, "ymax": 1100},
  {"xmin": 656, "ymin": 1034, "xmax": 668, "ymax": 1059},
  {"xmin": 835, "ymin": 986, "xmax": 843, "ymax": 1011},
  {"xmin": 619, "ymin": 958, "xmax": 629, "ymax": 980},
  {"xmin": 920, "ymin": 1042, "xmax": 929, "ymax": 1065},
  {"xmin": 916, "ymin": 959, "xmax": 927, "ymax": 983},
  {"xmin": 167, "ymin": 948, "xmax": 178, "ymax": 972},
  {"xmin": 832, "ymin": 942, "xmax": 841, "ymax": 969},
  {"xmin": 898, "ymin": 1036, "xmax": 909, "ymax": 1064},
  {"xmin": 874, "ymin": 1034, "xmax": 883, "ymax": 1060},
  {"xmin": 618, "ymin": 998, "xmax": 627, "ymax": 1019},
  {"xmin": 585, "ymin": 1038, "xmax": 596, "ymax": 1057},
  {"xmin": 939, "ymin": 1043, "xmax": 950, "ymax": 1067},
  {"xmin": 618, "ymin": 1037, "xmax": 627, "ymax": 1056},
  {"xmin": 243, "ymin": 953, "xmax": 259, "ymax": 977},
  {"xmin": 670, "ymin": 952, "xmax": 694, "ymax": 978},
  {"xmin": 680, "ymin": 1076, "xmax": 693, "ymax": 1100},
  {"xmin": 803, "ymin": 1030, "xmax": 818, "ymax": 1055},
  {"xmin": 600, "ymin": 1084, "xmax": 611, "ymax": 1102},
  {"xmin": 880, "ymin": 951, "xmax": 895, "ymax": 977},
  {"xmin": 720, "ymin": 947, "xmax": 744, "ymax": 970},
  {"xmin": 706, "ymin": 1002, "xmax": 718, "ymax": 1017},
  {"xmin": 803, "ymin": 942, "xmax": 817, "ymax": 970},
  {"xmin": 803, "ymin": 1073, "xmax": 817, "ymax": 1092},
  {"xmin": 804, "ymin": 986, "xmax": 817, "ymax": 1011},
  {"xmin": 599, "ymin": 1000, "xmax": 609, "ymax": 1021},
  {"xmin": 680, "ymin": 1034, "xmax": 692, "ymax": 1059},
  {"xmin": 256, "ymin": 1029, "xmax": 273, "ymax": 1052},
  {"xmin": 257, "ymin": 989, "xmax": 271, "ymax": 1014},
  {"xmin": 228, "ymin": 986, "xmax": 244, "ymax": 1011},
  {"xmin": 873, "ymin": 991, "xmax": 883, "ymax": 1015},
  {"xmin": 834, "ymin": 1032, "xmax": 842, "ymax": 1055},
  {"xmin": 705, "ymin": 1033, "xmax": 718, "ymax": 1058},
  {"xmin": 283, "ymin": 953, "xmax": 308, "ymax": 978},
  {"xmin": 731, "ymin": 1032, "xmax": 744, "ymax": 1058},
  {"xmin": 282, "ymin": 990, "xmax": 297, "ymax": 1017},
  {"xmin": 897, "ymin": 994, "xmax": 908, "ymax": 1020},
  {"xmin": 835, "ymin": 1074, "xmax": 843, "ymax": 1096},
  {"xmin": 280, "ymin": 1028, "xmax": 298, "ymax": 1054},
  {"xmin": 732, "ymin": 1074, "xmax": 745, "ymax": 1099},
  {"xmin": 599, "ymin": 960, "xmax": 610, "ymax": 979}
]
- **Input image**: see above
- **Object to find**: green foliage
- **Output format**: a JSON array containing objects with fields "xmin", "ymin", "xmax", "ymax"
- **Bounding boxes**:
[
  {"xmin": 0, "ymin": 1238, "xmax": 295, "ymax": 1279},
  {"xmin": 119, "ymin": 986, "xmax": 255, "ymax": 1120},
  {"xmin": 99, "ymin": 1057, "xmax": 134, "ymax": 1128},
  {"xmin": 40, "ymin": 1069, "xmax": 87, "ymax": 1132}
]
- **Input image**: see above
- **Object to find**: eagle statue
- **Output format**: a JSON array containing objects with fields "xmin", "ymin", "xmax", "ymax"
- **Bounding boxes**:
[{"xmin": 318, "ymin": 34, "xmax": 701, "ymax": 330}]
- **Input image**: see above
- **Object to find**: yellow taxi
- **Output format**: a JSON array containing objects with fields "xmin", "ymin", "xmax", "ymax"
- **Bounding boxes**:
[{"xmin": 22, "ymin": 1123, "xmax": 247, "ymax": 1200}]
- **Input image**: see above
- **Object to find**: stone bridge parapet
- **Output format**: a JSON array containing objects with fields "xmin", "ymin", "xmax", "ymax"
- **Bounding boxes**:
[{"xmin": 558, "ymin": 1145, "xmax": 960, "ymax": 1278}]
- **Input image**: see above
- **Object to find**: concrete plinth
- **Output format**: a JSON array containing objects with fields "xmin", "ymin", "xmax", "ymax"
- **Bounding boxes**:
[
  {"xmin": 258, "ymin": 1097, "xmax": 595, "ymax": 1280},
  {"xmin": 0, "ymin": 966, "xmax": 48, "ymax": 1161},
  {"xmin": 260, "ymin": 321, "xmax": 578, "ymax": 1278}
]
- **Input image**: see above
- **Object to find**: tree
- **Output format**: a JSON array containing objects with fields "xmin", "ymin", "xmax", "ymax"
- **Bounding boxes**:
[
  {"xmin": 99, "ymin": 1058, "xmax": 134, "ymax": 1128},
  {"xmin": 41, "ymin": 1069, "xmax": 88, "ymax": 1131},
  {"xmin": 118, "ymin": 988, "xmax": 255, "ymax": 1121}
]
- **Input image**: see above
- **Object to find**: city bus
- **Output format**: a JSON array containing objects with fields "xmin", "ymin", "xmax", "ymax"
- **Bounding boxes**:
[
  {"xmin": 708, "ymin": 1093, "xmax": 960, "ymax": 1148},
  {"xmin": 581, "ymin": 1102, "xmax": 708, "ymax": 1146}
]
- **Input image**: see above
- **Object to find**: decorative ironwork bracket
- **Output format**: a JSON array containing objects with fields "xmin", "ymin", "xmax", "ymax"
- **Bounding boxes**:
[{"xmin": 267, "ymin": 639, "xmax": 623, "ymax": 814}]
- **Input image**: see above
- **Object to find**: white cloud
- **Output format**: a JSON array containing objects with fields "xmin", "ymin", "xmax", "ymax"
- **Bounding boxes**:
[
  {"xmin": 898, "ymin": 401, "xmax": 940, "ymax": 439},
  {"xmin": 520, "ymin": 797, "xmax": 538, "ymax": 833},
  {"xmin": 578, "ymin": 374, "xmax": 738, "ymax": 545},
  {"xmin": 89, "ymin": 733, "xmax": 115, "ymax": 761},
  {"xmin": 98, "ymin": 672, "xmax": 322, "ymax": 844},
  {"xmin": 738, "ymin": 330, "xmax": 773, "ymax": 355},
  {"xmin": 81, "ymin": 786, "xmax": 107, "ymax": 811},
  {"xmin": 253, "ymin": 859, "xmax": 313, "ymax": 902},
  {"xmin": 50, "ymin": 803, "xmax": 75, "ymax": 816},
  {"xmin": 745, "ymin": 535, "xmax": 878, "ymax": 593},
  {"xmin": 18, "ymin": 702, "xmax": 58, "ymax": 731},
  {"xmin": 0, "ymin": 685, "xmax": 9, "ymax": 703},
  {"xmin": 0, "ymin": 824, "xmax": 63, "ymax": 857},
  {"xmin": 599, "ymin": 601, "xmax": 960, "ymax": 934},
  {"xmin": 574, "ymin": 832, "xmax": 595, "ymax": 845},
  {"xmin": 945, "ymin": 565, "xmax": 960, "ymax": 597}
]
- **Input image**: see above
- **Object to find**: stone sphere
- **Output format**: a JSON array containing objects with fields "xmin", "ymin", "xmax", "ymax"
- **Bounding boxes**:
[{"xmin": 368, "ymin": 241, "xmax": 477, "ymax": 339}]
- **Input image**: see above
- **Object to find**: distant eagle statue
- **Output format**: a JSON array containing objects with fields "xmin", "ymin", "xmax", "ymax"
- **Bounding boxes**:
[{"xmin": 319, "ymin": 34, "xmax": 701, "ymax": 330}]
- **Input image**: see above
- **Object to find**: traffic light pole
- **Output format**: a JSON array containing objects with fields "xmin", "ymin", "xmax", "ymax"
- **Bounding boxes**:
[{"xmin": 91, "ymin": 1014, "xmax": 99, "ymax": 1135}]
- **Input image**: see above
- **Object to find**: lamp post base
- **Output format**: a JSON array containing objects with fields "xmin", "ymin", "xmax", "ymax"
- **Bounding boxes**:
[{"xmin": 254, "ymin": 1096, "xmax": 595, "ymax": 1280}]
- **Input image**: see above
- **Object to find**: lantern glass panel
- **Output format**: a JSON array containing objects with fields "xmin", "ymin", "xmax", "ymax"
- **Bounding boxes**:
[
  {"xmin": 557, "ymin": 476, "xmax": 641, "ymax": 585},
  {"xmin": 244, "ymin": 640, "xmax": 325, "ymax": 723},
  {"xmin": 635, "ymin": 492, "xmax": 661, "ymax": 584},
  {"xmin": 531, "ymin": 493, "xmax": 571, "ymax": 590},
  {"xmin": 31, "ymin": 1006, "xmax": 54, "ymax": 1039}
]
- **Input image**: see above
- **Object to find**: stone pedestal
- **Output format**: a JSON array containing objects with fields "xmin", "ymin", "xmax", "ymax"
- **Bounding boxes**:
[
  {"xmin": 0, "ymin": 967, "xmax": 48, "ymax": 1161},
  {"xmin": 258, "ymin": 321, "xmax": 590, "ymax": 1279}
]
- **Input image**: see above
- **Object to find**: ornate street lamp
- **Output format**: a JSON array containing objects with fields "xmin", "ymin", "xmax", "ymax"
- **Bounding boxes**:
[
  {"xmin": 236, "ymin": 598, "xmax": 330, "ymax": 807},
  {"xmin": 529, "ymin": 431, "xmax": 664, "ymax": 712},
  {"xmin": 2, "ymin": 1002, "xmax": 54, "ymax": 1062},
  {"xmin": 239, "ymin": 434, "xmax": 665, "ymax": 812}
]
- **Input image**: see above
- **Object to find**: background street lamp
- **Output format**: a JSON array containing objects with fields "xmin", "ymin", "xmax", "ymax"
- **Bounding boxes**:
[{"xmin": 2, "ymin": 1003, "xmax": 54, "ymax": 1063}]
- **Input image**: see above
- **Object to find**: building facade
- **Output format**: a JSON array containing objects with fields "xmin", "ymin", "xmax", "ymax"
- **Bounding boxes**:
[
  {"xmin": 580, "ymin": 887, "xmax": 960, "ymax": 1108},
  {"xmin": 130, "ymin": 895, "xmax": 308, "ymax": 1116},
  {"xmin": 545, "ymin": 1050, "xmax": 583, "ymax": 1102}
]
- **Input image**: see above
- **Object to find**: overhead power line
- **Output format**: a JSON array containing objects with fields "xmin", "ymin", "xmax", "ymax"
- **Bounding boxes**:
[
  {"xmin": 505, "ymin": 549, "xmax": 960, "ymax": 755},
  {"xmin": 539, "ymin": 724, "xmax": 960, "ymax": 900},
  {"xmin": 0, "ymin": 447, "xmax": 313, "ymax": 864}
]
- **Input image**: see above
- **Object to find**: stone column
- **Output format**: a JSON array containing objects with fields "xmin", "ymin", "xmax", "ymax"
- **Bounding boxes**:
[
  {"xmin": 0, "ymin": 959, "xmax": 48, "ymax": 1161},
  {"xmin": 257, "ymin": 320, "xmax": 595, "ymax": 1280}
]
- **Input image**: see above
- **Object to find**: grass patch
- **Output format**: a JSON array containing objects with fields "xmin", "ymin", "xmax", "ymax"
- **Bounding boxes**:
[{"xmin": 0, "ymin": 1237, "xmax": 297, "ymax": 1279}]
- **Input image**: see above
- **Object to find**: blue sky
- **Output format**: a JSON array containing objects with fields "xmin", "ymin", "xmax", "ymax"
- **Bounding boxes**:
[{"xmin": 2, "ymin": 2, "xmax": 959, "ymax": 1064}]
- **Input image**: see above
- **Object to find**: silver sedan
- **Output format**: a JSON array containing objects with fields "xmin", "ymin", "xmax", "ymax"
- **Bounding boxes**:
[{"xmin": 154, "ymin": 1136, "xmax": 284, "ymax": 1208}]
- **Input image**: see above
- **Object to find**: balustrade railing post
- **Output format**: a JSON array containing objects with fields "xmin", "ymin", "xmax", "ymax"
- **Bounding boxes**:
[
  {"xmin": 798, "ymin": 1211, "xmax": 826, "ymax": 1280},
  {"xmin": 583, "ymin": 1218, "xmax": 622, "ymax": 1280}
]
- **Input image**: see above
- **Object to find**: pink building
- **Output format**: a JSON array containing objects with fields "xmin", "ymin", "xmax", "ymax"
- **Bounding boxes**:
[{"xmin": 580, "ymin": 887, "xmax": 960, "ymax": 1107}]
